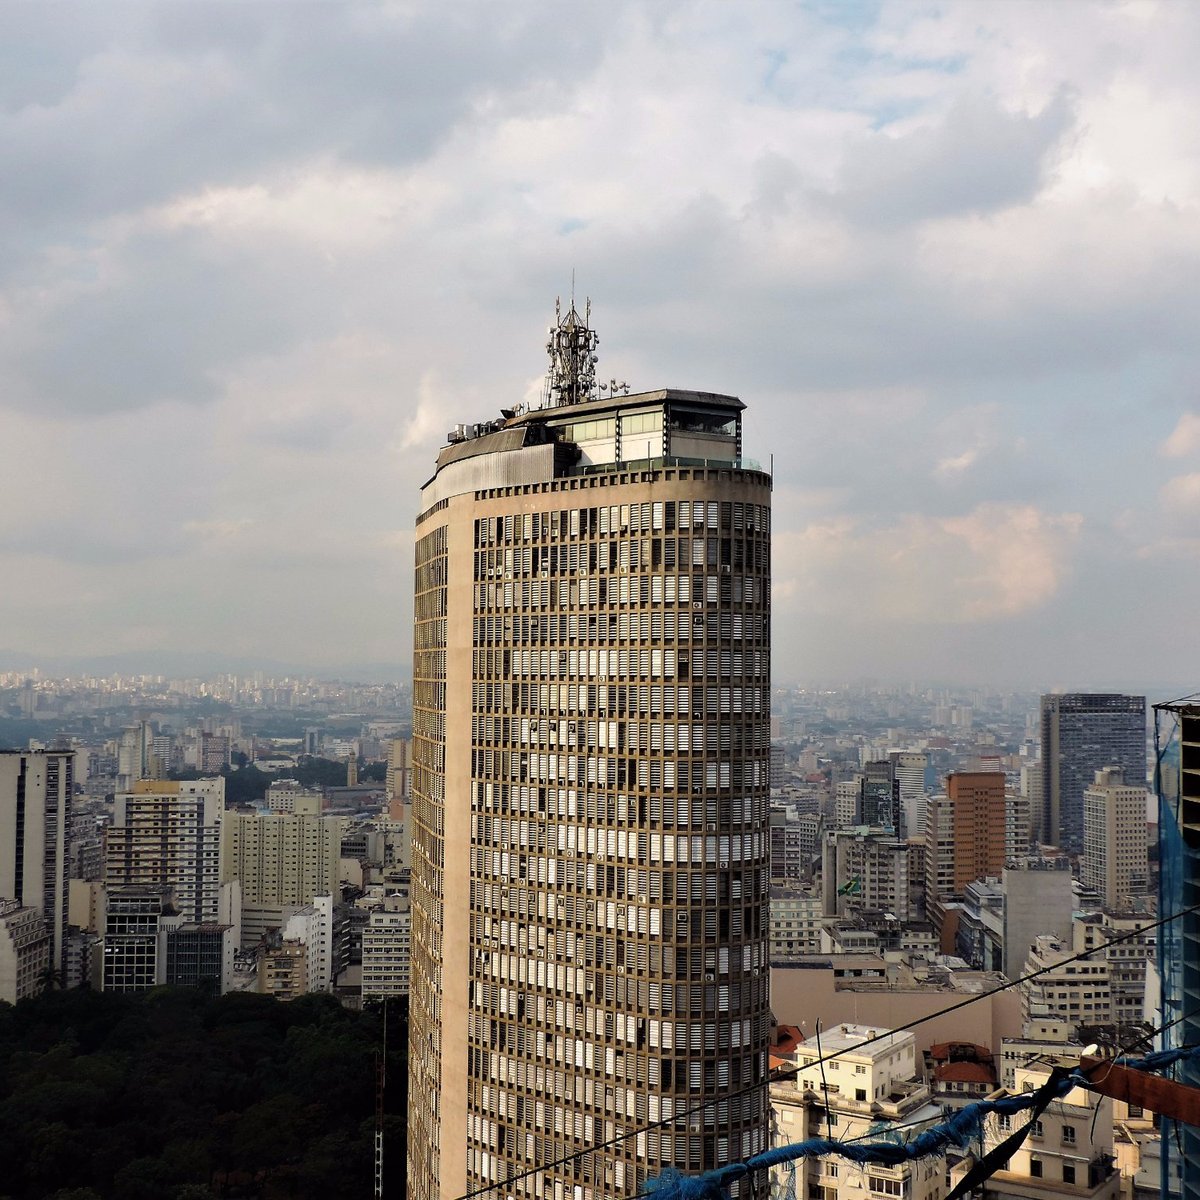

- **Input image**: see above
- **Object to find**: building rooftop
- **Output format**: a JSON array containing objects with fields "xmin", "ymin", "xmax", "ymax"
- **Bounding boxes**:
[{"xmin": 797, "ymin": 1023, "xmax": 910, "ymax": 1059}]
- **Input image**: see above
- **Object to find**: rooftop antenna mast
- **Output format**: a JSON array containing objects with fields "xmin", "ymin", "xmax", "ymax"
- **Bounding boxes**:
[{"xmin": 544, "ymin": 291, "xmax": 599, "ymax": 408}]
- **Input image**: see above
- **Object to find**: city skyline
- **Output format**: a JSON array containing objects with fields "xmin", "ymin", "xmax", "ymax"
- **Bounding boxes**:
[{"xmin": 1, "ymin": 4, "xmax": 1198, "ymax": 686}]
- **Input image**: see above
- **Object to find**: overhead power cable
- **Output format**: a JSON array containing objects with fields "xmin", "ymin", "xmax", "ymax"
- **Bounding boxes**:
[{"xmin": 451, "ymin": 898, "xmax": 1200, "ymax": 1200}]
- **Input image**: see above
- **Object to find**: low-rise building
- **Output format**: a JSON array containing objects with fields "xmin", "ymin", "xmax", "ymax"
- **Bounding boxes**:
[
  {"xmin": 1020, "ymin": 934, "xmax": 1112, "ymax": 1034},
  {"xmin": 769, "ymin": 1024, "xmax": 947, "ymax": 1200},
  {"xmin": 769, "ymin": 887, "xmax": 822, "ymax": 961},
  {"xmin": 259, "ymin": 938, "xmax": 308, "ymax": 1000},
  {"xmin": 953, "ymin": 1054, "xmax": 1119, "ymax": 1200}
]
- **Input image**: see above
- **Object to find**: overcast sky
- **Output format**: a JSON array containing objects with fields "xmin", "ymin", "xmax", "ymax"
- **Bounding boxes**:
[{"xmin": 1, "ymin": 1, "xmax": 1197, "ymax": 688}]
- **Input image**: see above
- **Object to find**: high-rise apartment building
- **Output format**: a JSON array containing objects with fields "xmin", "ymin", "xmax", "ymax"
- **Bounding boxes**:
[
  {"xmin": 281, "ymin": 894, "xmax": 335, "ymax": 994},
  {"xmin": 219, "ymin": 811, "xmax": 341, "ymax": 947},
  {"xmin": 106, "ymin": 779, "xmax": 224, "ymax": 924},
  {"xmin": 0, "ymin": 750, "xmax": 73, "ymax": 975},
  {"xmin": 116, "ymin": 720, "xmax": 155, "ymax": 789},
  {"xmin": 409, "ymin": 303, "xmax": 772, "ymax": 1200},
  {"xmin": 820, "ymin": 826, "xmax": 912, "ymax": 921},
  {"xmin": 1081, "ymin": 766, "xmax": 1148, "ymax": 910},
  {"xmin": 925, "ymin": 772, "xmax": 1007, "ymax": 945},
  {"xmin": 1005, "ymin": 791, "xmax": 1032, "ymax": 860},
  {"xmin": 362, "ymin": 900, "xmax": 412, "ymax": 1000},
  {"xmin": 1040, "ymin": 693, "xmax": 1145, "ymax": 854},
  {"xmin": 890, "ymin": 751, "xmax": 928, "ymax": 806}
]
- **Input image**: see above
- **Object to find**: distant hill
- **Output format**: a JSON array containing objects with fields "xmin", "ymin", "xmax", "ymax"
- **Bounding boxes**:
[{"xmin": 0, "ymin": 649, "xmax": 411, "ymax": 684}]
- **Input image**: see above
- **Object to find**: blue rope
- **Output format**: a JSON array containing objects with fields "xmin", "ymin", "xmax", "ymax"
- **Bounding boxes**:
[
  {"xmin": 642, "ymin": 1045, "xmax": 1200, "ymax": 1200},
  {"xmin": 642, "ymin": 1077, "xmax": 1082, "ymax": 1200},
  {"xmin": 1115, "ymin": 1044, "xmax": 1200, "ymax": 1072}
]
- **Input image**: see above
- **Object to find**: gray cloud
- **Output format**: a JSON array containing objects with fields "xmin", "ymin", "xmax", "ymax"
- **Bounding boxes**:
[
  {"xmin": 829, "ymin": 89, "xmax": 1078, "ymax": 226},
  {"xmin": 0, "ymin": 1, "xmax": 1197, "ymax": 683}
]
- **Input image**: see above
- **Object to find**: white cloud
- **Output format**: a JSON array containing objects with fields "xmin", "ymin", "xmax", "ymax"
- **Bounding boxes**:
[
  {"xmin": 1162, "ymin": 413, "xmax": 1200, "ymax": 459},
  {"xmin": 1160, "ymin": 473, "xmax": 1200, "ymax": 522},
  {"xmin": 774, "ymin": 503, "xmax": 1082, "ymax": 625}
]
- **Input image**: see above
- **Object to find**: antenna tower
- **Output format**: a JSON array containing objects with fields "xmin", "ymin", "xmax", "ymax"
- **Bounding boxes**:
[{"xmin": 544, "ymin": 295, "xmax": 599, "ymax": 407}]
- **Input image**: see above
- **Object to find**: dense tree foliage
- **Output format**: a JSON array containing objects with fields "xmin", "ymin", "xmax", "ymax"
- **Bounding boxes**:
[
  {"xmin": 0, "ymin": 988, "xmax": 406, "ymax": 1200},
  {"xmin": 290, "ymin": 758, "xmax": 356, "ymax": 790},
  {"xmin": 169, "ymin": 757, "xmax": 378, "ymax": 806}
]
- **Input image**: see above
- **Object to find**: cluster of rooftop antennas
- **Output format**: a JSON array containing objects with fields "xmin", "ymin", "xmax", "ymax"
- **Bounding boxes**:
[
  {"xmin": 450, "ymin": 296, "xmax": 634, "ymax": 441},
  {"xmin": 544, "ymin": 296, "xmax": 604, "ymax": 408}
]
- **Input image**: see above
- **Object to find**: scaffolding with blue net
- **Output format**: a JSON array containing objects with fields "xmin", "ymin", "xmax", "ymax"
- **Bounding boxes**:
[{"xmin": 1155, "ymin": 698, "xmax": 1200, "ymax": 1200}]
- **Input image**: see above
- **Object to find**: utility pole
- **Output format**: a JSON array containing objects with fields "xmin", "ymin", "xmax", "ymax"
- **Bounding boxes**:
[{"xmin": 375, "ymin": 997, "xmax": 387, "ymax": 1199}]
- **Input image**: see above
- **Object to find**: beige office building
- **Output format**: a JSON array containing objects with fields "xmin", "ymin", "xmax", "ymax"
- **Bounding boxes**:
[
  {"xmin": 409, "ymin": 304, "xmax": 772, "ymax": 1200},
  {"xmin": 220, "ymin": 811, "xmax": 341, "ymax": 946},
  {"xmin": 1081, "ymin": 766, "xmax": 1148, "ymax": 910}
]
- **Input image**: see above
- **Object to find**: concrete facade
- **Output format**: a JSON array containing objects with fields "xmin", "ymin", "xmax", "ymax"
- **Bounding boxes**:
[
  {"xmin": 0, "ymin": 899, "xmax": 51, "ymax": 1002},
  {"xmin": 408, "ymin": 345, "xmax": 771, "ymax": 1200},
  {"xmin": 0, "ymin": 750, "xmax": 73, "ymax": 975},
  {"xmin": 107, "ymin": 778, "xmax": 224, "ymax": 924},
  {"xmin": 1001, "ymin": 855, "xmax": 1074, "ymax": 981}
]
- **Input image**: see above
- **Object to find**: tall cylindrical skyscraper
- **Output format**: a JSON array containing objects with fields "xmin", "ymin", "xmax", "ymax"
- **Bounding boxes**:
[{"xmin": 408, "ymin": 303, "xmax": 772, "ymax": 1200}]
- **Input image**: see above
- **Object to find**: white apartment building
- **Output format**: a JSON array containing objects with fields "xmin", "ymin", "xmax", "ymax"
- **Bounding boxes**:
[
  {"xmin": 891, "ymin": 752, "xmax": 927, "ymax": 807},
  {"xmin": 266, "ymin": 778, "xmax": 322, "ymax": 815},
  {"xmin": 769, "ymin": 1024, "xmax": 946, "ymax": 1200},
  {"xmin": 834, "ymin": 779, "xmax": 862, "ymax": 828},
  {"xmin": 1005, "ymin": 792, "xmax": 1031, "ymax": 860},
  {"xmin": 362, "ymin": 899, "xmax": 412, "ymax": 999},
  {"xmin": 282, "ymin": 894, "xmax": 335, "ymax": 993},
  {"xmin": 0, "ymin": 750, "xmax": 73, "ymax": 975},
  {"xmin": 0, "ymin": 899, "xmax": 51, "ymax": 1002},
  {"xmin": 964, "ymin": 1055, "xmax": 1119, "ymax": 1200}
]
